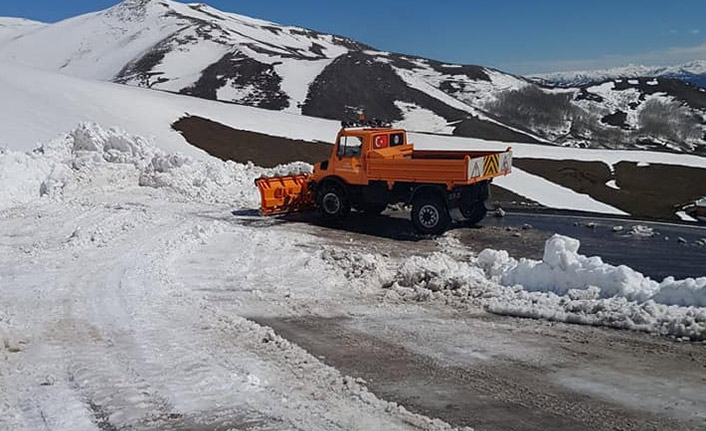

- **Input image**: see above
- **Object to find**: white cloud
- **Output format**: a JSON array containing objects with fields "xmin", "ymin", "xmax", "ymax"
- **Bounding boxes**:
[
  {"xmin": 500, "ymin": 43, "xmax": 706, "ymax": 75},
  {"xmin": 691, "ymin": 29, "xmax": 701, "ymax": 35}
]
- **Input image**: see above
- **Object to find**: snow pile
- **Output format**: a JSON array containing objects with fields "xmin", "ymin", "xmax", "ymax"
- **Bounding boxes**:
[
  {"xmin": 484, "ymin": 289, "xmax": 706, "ymax": 341},
  {"xmin": 375, "ymin": 234, "xmax": 706, "ymax": 340},
  {"xmin": 321, "ymin": 249, "xmax": 379, "ymax": 280},
  {"xmin": 381, "ymin": 253, "xmax": 499, "ymax": 304},
  {"xmin": 0, "ymin": 123, "xmax": 311, "ymax": 211},
  {"xmin": 140, "ymin": 151, "xmax": 310, "ymax": 205},
  {"xmin": 478, "ymin": 235, "xmax": 706, "ymax": 308},
  {"xmin": 0, "ymin": 149, "xmax": 56, "ymax": 210},
  {"xmin": 390, "ymin": 254, "xmax": 488, "ymax": 293},
  {"xmin": 652, "ymin": 277, "xmax": 706, "ymax": 308}
]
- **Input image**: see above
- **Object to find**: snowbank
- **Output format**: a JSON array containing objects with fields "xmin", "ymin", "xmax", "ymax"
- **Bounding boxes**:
[
  {"xmin": 0, "ymin": 123, "xmax": 310, "ymax": 212},
  {"xmin": 652, "ymin": 277, "xmax": 706, "ymax": 308},
  {"xmin": 484, "ymin": 290, "xmax": 706, "ymax": 341},
  {"xmin": 477, "ymin": 235, "xmax": 706, "ymax": 308},
  {"xmin": 371, "ymin": 234, "xmax": 706, "ymax": 340},
  {"xmin": 0, "ymin": 150, "xmax": 55, "ymax": 210}
]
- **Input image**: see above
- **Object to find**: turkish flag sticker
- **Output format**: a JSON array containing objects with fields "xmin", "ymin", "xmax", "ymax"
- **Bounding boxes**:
[{"xmin": 374, "ymin": 135, "xmax": 389, "ymax": 149}]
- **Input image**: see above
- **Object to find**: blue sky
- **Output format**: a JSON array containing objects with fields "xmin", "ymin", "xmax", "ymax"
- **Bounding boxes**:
[{"xmin": 2, "ymin": 0, "xmax": 706, "ymax": 74}]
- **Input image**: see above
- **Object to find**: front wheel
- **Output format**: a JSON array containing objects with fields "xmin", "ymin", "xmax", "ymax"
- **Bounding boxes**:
[
  {"xmin": 317, "ymin": 182, "xmax": 351, "ymax": 222},
  {"xmin": 411, "ymin": 194, "xmax": 450, "ymax": 235}
]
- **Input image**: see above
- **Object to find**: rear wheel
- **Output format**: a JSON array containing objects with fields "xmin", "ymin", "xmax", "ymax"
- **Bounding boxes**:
[
  {"xmin": 459, "ymin": 182, "xmax": 489, "ymax": 226},
  {"xmin": 411, "ymin": 194, "xmax": 450, "ymax": 235},
  {"xmin": 317, "ymin": 182, "xmax": 350, "ymax": 222},
  {"xmin": 463, "ymin": 204, "xmax": 487, "ymax": 226}
]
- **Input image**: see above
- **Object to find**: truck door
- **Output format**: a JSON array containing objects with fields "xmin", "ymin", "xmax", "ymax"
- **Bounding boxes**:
[{"xmin": 334, "ymin": 135, "xmax": 366, "ymax": 184}]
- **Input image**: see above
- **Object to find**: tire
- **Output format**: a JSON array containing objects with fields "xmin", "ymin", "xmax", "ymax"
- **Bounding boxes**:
[
  {"xmin": 357, "ymin": 202, "xmax": 387, "ymax": 216},
  {"xmin": 463, "ymin": 203, "xmax": 487, "ymax": 226},
  {"xmin": 411, "ymin": 193, "xmax": 450, "ymax": 235},
  {"xmin": 317, "ymin": 182, "xmax": 351, "ymax": 222},
  {"xmin": 459, "ymin": 182, "xmax": 489, "ymax": 226}
]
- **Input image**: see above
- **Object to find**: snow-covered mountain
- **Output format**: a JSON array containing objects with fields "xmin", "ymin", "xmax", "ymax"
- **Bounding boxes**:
[
  {"xmin": 1, "ymin": 0, "xmax": 706, "ymax": 154},
  {"xmin": 0, "ymin": 0, "xmax": 366, "ymax": 112},
  {"xmin": 530, "ymin": 61, "xmax": 706, "ymax": 89},
  {"xmin": 0, "ymin": 17, "xmax": 45, "ymax": 43}
]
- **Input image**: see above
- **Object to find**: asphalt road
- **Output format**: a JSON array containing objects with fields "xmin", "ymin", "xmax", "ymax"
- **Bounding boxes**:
[{"xmin": 256, "ymin": 310, "xmax": 706, "ymax": 431}]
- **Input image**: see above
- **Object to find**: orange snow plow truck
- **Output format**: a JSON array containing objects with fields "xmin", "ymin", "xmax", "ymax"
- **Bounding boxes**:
[{"xmin": 256, "ymin": 123, "xmax": 512, "ymax": 234}]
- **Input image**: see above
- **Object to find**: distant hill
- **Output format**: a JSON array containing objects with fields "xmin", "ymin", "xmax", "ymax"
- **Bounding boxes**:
[{"xmin": 530, "ymin": 61, "xmax": 706, "ymax": 89}]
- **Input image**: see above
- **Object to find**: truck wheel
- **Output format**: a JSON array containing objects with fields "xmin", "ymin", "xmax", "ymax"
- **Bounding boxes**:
[
  {"xmin": 412, "ymin": 195, "xmax": 450, "ymax": 235},
  {"xmin": 459, "ymin": 182, "xmax": 489, "ymax": 226},
  {"xmin": 463, "ymin": 204, "xmax": 487, "ymax": 226},
  {"xmin": 317, "ymin": 182, "xmax": 350, "ymax": 222}
]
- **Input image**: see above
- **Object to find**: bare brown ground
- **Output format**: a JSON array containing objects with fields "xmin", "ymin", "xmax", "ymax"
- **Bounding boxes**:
[
  {"xmin": 514, "ymin": 159, "xmax": 706, "ymax": 220},
  {"xmin": 173, "ymin": 116, "xmax": 332, "ymax": 167}
]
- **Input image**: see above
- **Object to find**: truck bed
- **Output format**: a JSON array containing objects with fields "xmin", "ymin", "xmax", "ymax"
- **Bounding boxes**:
[{"xmin": 366, "ymin": 146, "xmax": 512, "ymax": 187}]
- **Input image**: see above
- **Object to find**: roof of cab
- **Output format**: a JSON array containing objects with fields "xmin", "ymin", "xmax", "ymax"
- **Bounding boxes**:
[{"xmin": 340, "ymin": 128, "xmax": 405, "ymax": 135}]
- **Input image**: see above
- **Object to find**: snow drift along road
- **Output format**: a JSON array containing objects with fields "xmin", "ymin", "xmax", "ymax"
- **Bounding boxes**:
[
  {"xmin": 478, "ymin": 235, "xmax": 706, "ymax": 308},
  {"xmin": 0, "ymin": 122, "xmax": 312, "ymax": 212},
  {"xmin": 381, "ymin": 234, "xmax": 706, "ymax": 340}
]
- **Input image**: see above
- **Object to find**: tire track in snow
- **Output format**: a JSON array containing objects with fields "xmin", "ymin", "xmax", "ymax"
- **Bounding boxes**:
[
  {"xmin": 2, "ymin": 182, "xmax": 469, "ymax": 431},
  {"xmin": 2, "ymin": 199, "xmax": 280, "ymax": 431},
  {"xmin": 52, "ymin": 208, "xmax": 286, "ymax": 430}
]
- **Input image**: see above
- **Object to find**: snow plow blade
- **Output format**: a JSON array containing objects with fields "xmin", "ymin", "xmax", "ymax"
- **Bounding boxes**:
[{"xmin": 255, "ymin": 174, "xmax": 315, "ymax": 216}]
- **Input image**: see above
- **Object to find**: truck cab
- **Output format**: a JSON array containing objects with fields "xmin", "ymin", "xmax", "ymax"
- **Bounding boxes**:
[{"xmin": 312, "ymin": 128, "xmax": 409, "ymax": 186}]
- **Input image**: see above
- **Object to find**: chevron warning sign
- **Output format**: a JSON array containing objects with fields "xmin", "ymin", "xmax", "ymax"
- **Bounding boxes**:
[
  {"xmin": 499, "ymin": 151, "xmax": 513, "ymax": 173},
  {"xmin": 468, "ymin": 157, "xmax": 483, "ymax": 179},
  {"xmin": 483, "ymin": 154, "xmax": 500, "ymax": 177}
]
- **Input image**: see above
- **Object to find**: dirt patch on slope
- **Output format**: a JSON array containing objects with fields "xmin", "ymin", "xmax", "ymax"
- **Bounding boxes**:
[
  {"xmin": 514, "ymin": 159, "xmax": 706, "ymax": 220},
  {"xmin": 172, "ymin": 116, "xmax": 332, "ymax": 167}
]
